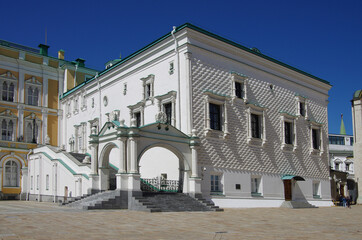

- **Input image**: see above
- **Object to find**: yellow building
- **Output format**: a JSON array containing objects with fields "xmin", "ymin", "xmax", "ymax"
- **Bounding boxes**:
[{"xmin": 0, "ymin": 40, "xmax": 97, "ymax": 199}]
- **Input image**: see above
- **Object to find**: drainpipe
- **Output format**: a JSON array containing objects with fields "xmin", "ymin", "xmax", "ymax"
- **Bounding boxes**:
[
  {"xmin": 26, "ymin": 149, "xmax": 32, "ymax": 201},
  {"xmin": 74, "ymin": 63, "xmax": 78, "ymax": 88},
  {"xmin": 95, "ymin": 73, "xmax": 102, "ymax": 129},
  {"xmin": 171, "ymin": 26, "xmax": 181, "ymax": 130}
]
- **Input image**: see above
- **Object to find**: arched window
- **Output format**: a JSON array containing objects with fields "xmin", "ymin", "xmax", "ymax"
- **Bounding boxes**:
[
  {"xmin": 9, "ymin": 83, "xmax": 14, "ymax": 102},
  {"xmin": 28, "ymin": 87, "xmax": 33, "ymax": 105},
  {"xmin": 4, "ymin": 160, "xmax": 19, "ymax": 187},
  {"xmin": 1, "ymin": 119, "xmax": 7, "ymax": 140},
  {"xmin": 2, "ymin": 82, "xmax": 8, "ymax": 101}
]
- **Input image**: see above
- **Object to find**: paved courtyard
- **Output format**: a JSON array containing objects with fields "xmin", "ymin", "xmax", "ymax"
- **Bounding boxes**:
[{"xmin": 0, "ymin": 201, "xmax": 361, "ymax": 240}]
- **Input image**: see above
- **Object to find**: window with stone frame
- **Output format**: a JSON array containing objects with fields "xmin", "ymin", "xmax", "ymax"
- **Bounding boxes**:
[
  {"xmin": 24, "ymin": 113, "xmax": 41, "ymax": 144},
  {"xmin": 0, "ymin": 71, "xmax": 17, "ymax": 102},
  {"xmin": 25, "ymin": 77, "xmax": 42, "ymax": 106},
  {"xmin": 203, "ymin": 91, "xmax": 230, "ymax": 138},
  {"xmin": 128, "ymin": 101, "xmax": 145, "ymax": 127},
  {"xmin": 140, "ymin": 74, "xmax": 155, "ymax": 101},
  {"xmin": 246, "ymin": 103, "xmax": 266, "ymax": 146},
  {"xmin": 295, "ymin": 94, "xmax": 307, "ymax": 118},
  {"xmin": 0, "ymin": 110, "xmax": 17, "ymax": 141},
  {"xmin": 155, "ymin": 91, "xmax": 176, "ymax": 126},
  {"xmin": 280, "ymin": 112, "xmax": 297, "ymax": 151},
  {"xmin": 4, "ymin": 160, "xmax": 19, "ymax": 187},
  {"xmin": 309, "ymin": 121, "xmax": 323, "ymax": 155},
  {"xmin": 230, "ymin": 72, "xmax": 247, "ymax": 101}
]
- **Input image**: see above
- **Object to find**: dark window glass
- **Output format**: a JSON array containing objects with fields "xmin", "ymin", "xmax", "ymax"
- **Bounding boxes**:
[
  {"xmin": 135, "ymin": 112, "xmax": 141, "ymax": 127},
  {"xmin": 285, "ymin": 122, "xmax": 292, "ymax": 144},
  {"xmin": 164, "ymin": 103, "xmax": 172, "ymax": 125},
  {"xmin": 2, "ymin": 82, "xmax": 8, "ymax": 101},
  {"xmin": 235, "ymin": 82, "xmax": 243, "ymax": 98},
  {"xmin": 33, "ymin": 88, "xmax": 39, "ymax": 106},
  {"xmin": 145, "ymin": 84, "xmax": 151, "ymax": 98},
  {"xmin": 209, "ymin": 103, "xmax": 221, "ymax": 130},
  {"xmin": 300, "ymin": 102, "xmax": 305, "ymax": 116},
  {"xmin": 28, "ymin": 87, "xmax": 33, "ymax": 105},
  {"xmin": 312, "ymin": 129, "xmax": 319, "ymax": 149},
  {"xmin": 8, "ymin": 83, "xmax": 14, "ymax": 102},
  {"xmin": 251, "ymin": 114, "xmax": 261, "ymax": 138},
  {"xmin": 350, "ymin": 137, "xmax": 354, "ymax": 146},
  {"xmin": 328, "ymin": 136, "xmax": 345, "ymax": 145},
  {"xmin": 2, "ymin": 119, "xmax": 7, "ymax": 140}
]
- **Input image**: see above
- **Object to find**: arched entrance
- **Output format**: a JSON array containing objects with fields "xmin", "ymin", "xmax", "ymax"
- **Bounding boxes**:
[
  {"xmin": 99, "ymin": 143, "xmax": 119, "ymax": 191},
  {"xmin": 138, "ymin": 144, "xmax": 185, "ymax": 192}
]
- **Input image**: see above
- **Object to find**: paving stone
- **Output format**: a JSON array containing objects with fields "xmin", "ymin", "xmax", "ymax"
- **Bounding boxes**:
[{"xmin": 0, "ymin": 201, "xmax": 361, "ymax": 239}]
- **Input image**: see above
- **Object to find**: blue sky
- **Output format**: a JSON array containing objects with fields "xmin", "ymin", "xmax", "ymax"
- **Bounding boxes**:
[{"xmin": 1, "ymin": 0, "xmax": 361, "ymax": 135}]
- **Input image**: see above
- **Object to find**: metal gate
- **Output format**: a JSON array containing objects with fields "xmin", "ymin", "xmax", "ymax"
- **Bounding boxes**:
[{"xmin": 140, "ymin": 177, "xmax": 182, "ymax": 192}]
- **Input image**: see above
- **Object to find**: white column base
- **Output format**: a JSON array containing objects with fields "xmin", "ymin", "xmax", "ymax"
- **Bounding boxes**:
[
  {"xmin": 128, "ymin": 174, "xmax": 140, "ymax": 191},
  {"xmin": 116, "ymin": 173, "xmax": 128, "ymax": 190},
  {"xmin": 189, "ymin": 177, "xmax": 201, "ymax": 195},
  {"xmin": 89, "ymin": 174, "xmax": 100, "ymax": 192}
]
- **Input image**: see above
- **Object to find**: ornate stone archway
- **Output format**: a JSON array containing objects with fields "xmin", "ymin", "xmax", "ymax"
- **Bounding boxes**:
[{"xmin": 88, "ymin": 117, "xmax": 201, "ymax": 196}]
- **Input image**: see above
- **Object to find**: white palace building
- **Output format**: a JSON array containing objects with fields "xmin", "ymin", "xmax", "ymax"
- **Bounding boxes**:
[{"xmin": 27, "ymin": 23, "xmax": 333, "ymax": 208}]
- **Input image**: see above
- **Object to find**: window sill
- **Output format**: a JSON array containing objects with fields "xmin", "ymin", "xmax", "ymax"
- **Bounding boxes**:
[
  {"xmin": 204, "ymin": 128, "xmax": 229, "ymax": 139},
  {"xmin": 313, "ymin": 195, "xmax": 321, "ymax": 199},
  {"xmin": 210, "ymin": 191, "xmax": 224, "ymax": 196},
  {"xmin": 247, "ymin": 137, "xmax": 266, "ymax": 147},
  {"xmin": 251, "ymin": 193, "xmax": 263, "ymax": 197},
  {"xmin": 310, "ymin": 148, "xmax": 322, "ymax": 156},
  {"xmin": 281, "ymin": 143, "xmax": 296, "ymax": 152}
]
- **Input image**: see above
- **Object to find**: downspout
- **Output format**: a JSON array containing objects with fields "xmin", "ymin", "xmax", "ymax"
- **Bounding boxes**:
[
  {"xmin": 171, "ymin": 26, "xmax": 181, "ymax": 130},
  {"xmin": 74, "ymin": 63, "xmax": 78, "ymax": 88},
  {"xmin": 26, "ymin": 149, "xmax": 32, "ymax": 201},
  {"xmin": 96, "ymin": 73, "xmax": 102, "ymax": 129}
]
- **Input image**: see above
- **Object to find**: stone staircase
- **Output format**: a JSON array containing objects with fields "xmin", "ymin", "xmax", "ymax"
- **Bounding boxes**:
[
  {"xmin": 131, "ymin": 192, "xmax": 224, "ymax": 212},
  {"xmin": 64, "ymin": 190, "xmax": 127, "ymax": 210},
  {"xmin": 281, "ymin": 200, "xmax": 318, "ymax": 209}
]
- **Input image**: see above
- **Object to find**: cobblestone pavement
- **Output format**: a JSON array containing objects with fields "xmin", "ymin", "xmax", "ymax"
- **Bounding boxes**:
[{"xmin": 0, "ymin": 201, "xmax": 361, "ymax": 240}]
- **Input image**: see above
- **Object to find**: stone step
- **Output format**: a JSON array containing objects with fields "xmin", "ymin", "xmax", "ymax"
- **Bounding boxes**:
[{"xmin": 281, "ymin": 200, "xmax": 318, "ymax": 209}]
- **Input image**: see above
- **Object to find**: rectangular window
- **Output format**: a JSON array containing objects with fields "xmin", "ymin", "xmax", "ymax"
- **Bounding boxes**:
[
  {"xmin": 350, "ymin": 137, "xmax": 354, "ymax": 146},
  {"xmin": 235, "ymin": 82, "xmax": 243, "ymax": 99},
  {"xmin": 313, "ymin": 182, "xmax": 320, "ymax": 198},
  {"xmin": 251, "ymin": 177, "xmax": 262, "ymax": 196},
  {"xmin": 145, "ymin": 84, "xmax": 151, "ymax": 99},
  {"xmin": 163, "ymin": 103, "xmax": 172, "ymax": 125},
  {"xmin": 211, "ymin": 174, "xmax": 221, "ymax": 192},
  {"xmin": 36, "ymin": 175, "xmax": 39, "ymax": 190},
  {"xmin": 209, "ymin": 103, "xmax": 221, "ymax": 131},
  {"xmin": 135, "ymin": 112, "xmax": 141, "ymax": 127},
  {"xmin": 346, "ymin": 163, "xmax": 350, "ymax": 171},
  {"xmin": 328, "ymin": 136, "xmax": 345, "ymax": 145},
  {"xmin": 312, "ymin": 129, "xmax": 319, "ymax": 150},
  {"xmin": 335, "ymin": 163, "xmax": 340, "ymax": 170},
  {"xmin": 284, "ymin": 121, "xmax": 292, "ymax": 144},
  {"xmin": 46, "ymin": 174, "xmax": 49, "ymax": 190},
  {"xmin": 251, "ymin": 114, "xmax": 261, "ymax": 138},
  {"xmin": 299, "ymin": 102, "xmax": 305, "ymax": 116}
]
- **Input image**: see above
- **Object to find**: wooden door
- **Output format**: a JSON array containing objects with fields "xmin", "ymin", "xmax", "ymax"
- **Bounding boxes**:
[{"xmin": 283, "ymin": 180, "xmax": 292, "ymax": 201}]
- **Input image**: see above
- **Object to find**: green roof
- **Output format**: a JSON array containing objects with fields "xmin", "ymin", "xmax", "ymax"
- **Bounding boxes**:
[{"xmin": 61, "ymin": 23, "xmax": 331, "ymax": 99}]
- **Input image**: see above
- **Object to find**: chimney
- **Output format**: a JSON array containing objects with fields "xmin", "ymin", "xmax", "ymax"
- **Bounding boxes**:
[
  {"xmin": 75, "ymin": 58, "xmax": 85, "ymax": 67},
  {"xmin": 58, "ymin": 49, "xmax": 65, "ymax": 60},
  {"xmin": 38, "ymin": 44, "xmax": 49, "ymax": 56}
]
